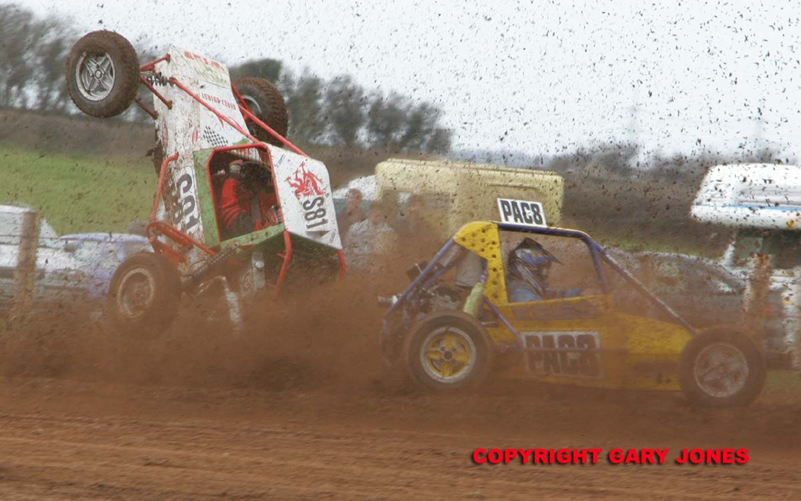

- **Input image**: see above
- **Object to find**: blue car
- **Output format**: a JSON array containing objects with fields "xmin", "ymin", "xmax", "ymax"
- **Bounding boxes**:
[{"xmin": 58, "ymin": 233, "xmax": 152, "ymax": 301}]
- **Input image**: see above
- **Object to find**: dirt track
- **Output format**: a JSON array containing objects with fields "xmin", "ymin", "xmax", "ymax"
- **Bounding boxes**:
[
  {"xmin": 0, "ymin": 372, "xmax": 799, "ymax": 500},
  {"xmin": 1, "ymin": 281, "xmax": 800, "ymax": 500}
]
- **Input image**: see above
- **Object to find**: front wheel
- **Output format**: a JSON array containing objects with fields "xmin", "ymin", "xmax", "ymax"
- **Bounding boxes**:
[
  {"xmin": 405, "ymin": 311, "xmax": 492, "ymax": 391},
  {"xmin": 65, "ymin": 30, "xmax": 140, "ymax": 118},
  {"xmin": 106, "ymin": 253, "xmax": 181, "ymax": 338},
  {"xmin": 678, "ymin": 329, "xmax": 766, "ymax": 408}
]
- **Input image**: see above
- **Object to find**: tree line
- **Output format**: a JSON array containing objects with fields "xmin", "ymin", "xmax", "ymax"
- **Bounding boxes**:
[
  {"xmin": 0, "ymin": 3, "xmax": 452, "ymax": 154},
  {"xmin": 230, "ymin": 61, "xmax": 452, "ymax": 154}
]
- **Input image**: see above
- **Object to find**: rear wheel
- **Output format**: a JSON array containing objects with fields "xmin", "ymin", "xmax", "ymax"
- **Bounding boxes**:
[
  {"xmin": 106, "ymin": 253, "xmax": 181, "ymax": 338},
  {"xmin": 65, "ymin": 30, "xmax": 140, "ymax": 118},
  {"xmin": 234, "ymin": 77, "xmax": 289, "ymax": 146},
  {"xmin": 405, "ymin": 311, "xmax": 492, "ymax": 391},
  {"xmin": 679, "ymin": 329, "xmax": 766, "ymax": 407}
]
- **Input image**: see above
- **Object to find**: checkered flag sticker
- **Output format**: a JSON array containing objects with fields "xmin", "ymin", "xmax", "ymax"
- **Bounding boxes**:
[
  {"xmin": 202, "ymin": 126, "xmax": 229, "ymax": 148},
  {"xmin": 202, "ymin": 127, "xmax": 263, "ymax": 160}
]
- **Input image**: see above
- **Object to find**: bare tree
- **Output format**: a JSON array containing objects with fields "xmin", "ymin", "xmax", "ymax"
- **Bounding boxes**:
[
  {"xmin": 398, "ymin": 102, "xmax": 441, "ymax": 151},
  {"xmin": 366, "ymin": 91, "xmax": 407, "ymax": 150},
  {"xmin": 426, "ymin": 128, "xmax": 452, "ymax": 154},
  {"xmin": 32, "ymin": 16, "xmax": 76, "ymax": 112},
  {"xmin": 325, "ymin": 75, "xmax": 365, "ymax": 148},
  {"xmin": 282, "ymin": 68, "xmax": 327, "ymax": 143},
  {"xmin": 230, "ymin": 58, "xmax": 283, "ymax": 84},
  {"xmin": 0, "ymin": 4, "xmax": 43, "ymax": 108},
  {"xmin": 0, "ymin": 3, "xmax": 455, "ymax": 156}
]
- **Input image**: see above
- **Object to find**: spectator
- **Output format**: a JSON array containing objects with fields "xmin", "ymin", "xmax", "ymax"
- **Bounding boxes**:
[
  {"xmin": 336, "ymin": 188, "xmax": 366, "ymax": 237},
  {"xmin": 344, "ymin": 202, "xmax": 398, "ymax": 275},
  {"xmin": 395, "ymin": 194, "xmax": 439, "ymax": 262}
]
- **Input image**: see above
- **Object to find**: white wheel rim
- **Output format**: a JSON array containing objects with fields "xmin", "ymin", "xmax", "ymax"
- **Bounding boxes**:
[
  {"xmin": 419, "ymin": 326, "xmax": 477, "ymax": 384},
  {"xmin": 242, "ymin": 95, "xmax": 263, "ymax": 115},
  {"xmin": 75, "ymin": 52, "xmax": 117, "ymax": 101},
  {"xmin": 693, "ymin": 342, "xmax": 750, "ymax": 398},
  {"xmin": 116, "ymin": 268, "xmax": 156, "ymax": 319}
]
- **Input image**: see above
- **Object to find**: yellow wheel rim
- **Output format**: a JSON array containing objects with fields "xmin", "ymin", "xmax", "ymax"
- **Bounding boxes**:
[{"xmin": 420, "ymin": 326, "xmax": 476, "ymax": 384}]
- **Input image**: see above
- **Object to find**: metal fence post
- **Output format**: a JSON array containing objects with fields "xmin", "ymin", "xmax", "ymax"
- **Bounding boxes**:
[
  {"xmin": 786, "ymin": 269, "xmax": 801, "ymax": 371},
  {"xmin": 743, "ymin": 253, "xmax": 772, "ymax": 344},
  {"xmin": 11, "ymin": 210, "xmax": 40, "ymax": 326}
]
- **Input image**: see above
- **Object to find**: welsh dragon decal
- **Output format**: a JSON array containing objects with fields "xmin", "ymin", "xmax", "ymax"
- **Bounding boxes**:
[{"xmin": 286, "ymin": 161, "xmax": 325, "ymax": 199}]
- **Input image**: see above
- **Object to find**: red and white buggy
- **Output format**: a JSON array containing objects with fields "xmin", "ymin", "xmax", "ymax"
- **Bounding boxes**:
[{"xmin": 65, "ymin": 31, "xmax": 345, "ymax": 335}]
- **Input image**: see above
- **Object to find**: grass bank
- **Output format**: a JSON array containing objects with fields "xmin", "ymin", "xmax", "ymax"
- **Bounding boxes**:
[{"xmin": 0, "ymin": 146, "xmax": 155, "ymax": 235}]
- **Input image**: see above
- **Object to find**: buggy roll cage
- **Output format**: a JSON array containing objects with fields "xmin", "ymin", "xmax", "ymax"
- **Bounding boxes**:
[
  {"xmin": 134, "ymin": 53, "xmax": 347, "ymax": 296},
  {"xmin": 380, "ymin": 223, "xmax": 697, "ymax": 355}
]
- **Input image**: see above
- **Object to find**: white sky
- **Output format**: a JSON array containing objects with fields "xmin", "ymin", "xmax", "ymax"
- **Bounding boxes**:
[{"xmin": 10, "ymin": 0, "xmax": 801, "ymax": 161}]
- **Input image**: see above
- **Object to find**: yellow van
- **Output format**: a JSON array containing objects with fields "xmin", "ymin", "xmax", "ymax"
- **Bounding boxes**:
[{"xmin": 374, "ymin": 158, "xmax": 564, "ymax": 237}]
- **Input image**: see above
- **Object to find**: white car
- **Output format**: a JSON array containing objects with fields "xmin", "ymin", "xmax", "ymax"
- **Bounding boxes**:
[
  {"xmin": 0, "ymin": 204, "xmax": 149, "ymax": 315},
  {"xmin": 691, "ymin": 164, "xmax": 800, "ymax": 367}
]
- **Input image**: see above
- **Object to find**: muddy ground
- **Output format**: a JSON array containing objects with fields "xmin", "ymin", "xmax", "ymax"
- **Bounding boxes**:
[{"xmin": 1, "ymin": 279, "xmax": 800, "ymax": 500}]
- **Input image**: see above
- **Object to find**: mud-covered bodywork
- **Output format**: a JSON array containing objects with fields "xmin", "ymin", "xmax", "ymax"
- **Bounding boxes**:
[
  {"xmin": 381, "ymin": 221, "xmax": 769, "ymax": 406},
  {"xmin": 691, "ymin": 164, "xmax": 800, "ymax": 368},
  {"xmin": 65, "ymin": 31, "xmax": 345, "ymax": 336},
  {"xmin": 149, "ymin": 47, "xmax": 341, "ymax": 279}
]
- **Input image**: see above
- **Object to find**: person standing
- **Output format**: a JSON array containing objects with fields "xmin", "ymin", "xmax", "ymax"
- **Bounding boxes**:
[
  {"xmin": 336, "ymin": 188, "xmax": 366, "ymax": 237},
  {"xmin": 395, "ymin": 194, "xmax": 439, "ymax": 262},
  {"xmin": 344, "ymin": 202, "xmax": 398, "ymax": 276}
]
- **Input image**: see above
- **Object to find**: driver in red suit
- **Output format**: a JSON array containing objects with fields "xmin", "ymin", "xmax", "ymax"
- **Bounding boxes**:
[{"xmin": 219, "ymin": 160, "xmax": 279, "ymax": 240}]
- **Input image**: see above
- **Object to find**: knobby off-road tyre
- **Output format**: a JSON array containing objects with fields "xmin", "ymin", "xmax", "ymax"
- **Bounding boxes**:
[
  {"xmin": 405, "ymin": 310, "xmax": 493, "ymax": 391},
  {"xmin": 150, "ymin": 128, "xmax": 165, "ymax": 175},
  {"xmin": 678, "ymin": 328, "xmax": 766, "ymax": 408},
  {"xmin": 234, "ymin": 77, "xmax": 289, "ymax": 146},
  {"xmin": 66, "ymin": 30, "xmax": 140, "ymax": 118},
  {"xmin": 106, "ymin": 252, "xmax": 181, "ymax": 339}
]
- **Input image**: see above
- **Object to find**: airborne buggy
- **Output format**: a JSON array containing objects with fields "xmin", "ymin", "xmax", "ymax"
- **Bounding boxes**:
[{"xmin": 65, "ymin": 31, "xmax": 345, "ymax": 335}]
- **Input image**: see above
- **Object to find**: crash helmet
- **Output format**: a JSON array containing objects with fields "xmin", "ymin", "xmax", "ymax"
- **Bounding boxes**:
[
  {"xmin": 228, "ymin": 159, "xmax": 244, "ymax": 174},
  {"xmin": 229, "ymin": 159, "xmax": 272, "ymax": 189},
  {"xmin": 242, "ymin": 161, "xmax": 271, "ymax": 184},
  {"xmin": 507, "ymin": 237, "xmax": 562, "ymax": 296}
]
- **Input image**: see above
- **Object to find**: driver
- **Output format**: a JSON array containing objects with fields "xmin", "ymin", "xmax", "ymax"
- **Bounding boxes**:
[
  {"xmin": 219, "ymin": 160, "xmax": 279, "ymax": 240},
  {"xmin": 506, "ymin": 238, "xmax": 582, "ymax": 302}
]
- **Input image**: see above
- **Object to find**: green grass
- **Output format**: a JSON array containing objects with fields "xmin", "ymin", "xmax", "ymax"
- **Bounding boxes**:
[{"xmin": 0, "ymin": 146, "xmax": 155, "ymax": 235}]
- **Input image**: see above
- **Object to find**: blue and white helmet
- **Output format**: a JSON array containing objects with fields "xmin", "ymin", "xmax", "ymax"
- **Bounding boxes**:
[{"xmin": 508, "ymin": 238, "xmax": 562, "ymax": 296}]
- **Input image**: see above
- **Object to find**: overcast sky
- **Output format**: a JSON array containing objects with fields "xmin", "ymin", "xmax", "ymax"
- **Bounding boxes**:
[{"xmin": 11, "ymin": 0, "xmax": 801, "ymax": 162}]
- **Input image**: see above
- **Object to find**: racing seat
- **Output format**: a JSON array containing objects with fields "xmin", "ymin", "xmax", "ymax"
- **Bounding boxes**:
[{"xmin": 211, "ymin": 167, "xmax": 236, "ymax": 240}]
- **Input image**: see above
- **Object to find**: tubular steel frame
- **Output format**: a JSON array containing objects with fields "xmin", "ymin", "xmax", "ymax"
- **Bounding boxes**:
[
  {"xmin": 381, "ymin": 223, "xmax": 698, "ymax": 362},
  {"xmin": 136, "ymin": 54, "xmax": 346, "ymax": 296}
]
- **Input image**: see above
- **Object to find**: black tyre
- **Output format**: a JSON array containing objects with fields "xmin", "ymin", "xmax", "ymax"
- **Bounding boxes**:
[
  {"xmin": 679, "ymin": 328, "xmax": 766, "ymax": 408},
  {"xmin": 66, "ymin": 30, "xmax": 140, "ymax": 118},
  {"xmin": 150, "ymin": 128, "xmax": 164, "ymax": 175},
  {"xmin": 234, "ymin": 77, "xmax": 289, "ymax": 146},
  {"xmin": 405, "ymin": 311, "xmax": 492, "ymax": 391},
  {"xmin": 106, "ymin": 252, "xmax": 181, "ymax": 337}
]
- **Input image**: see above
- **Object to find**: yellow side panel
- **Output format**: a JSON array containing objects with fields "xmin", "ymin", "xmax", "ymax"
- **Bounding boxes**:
[
  {"xmin": 450, "ymin": 221, "xmax": 693, "ymax": 392},
  {"xmin": 489, "ymin": 302, "xmax": 692, "ymax": 391},
  {"xmin": 453, "ymin": 222, "xmax": 508, "ymax": 303},
  {"xmin": 616, "ymin": 313, "xmax": 692, "ymax": 391}
]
